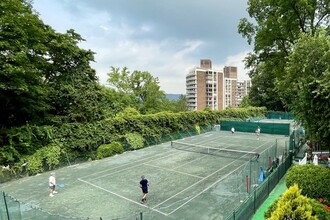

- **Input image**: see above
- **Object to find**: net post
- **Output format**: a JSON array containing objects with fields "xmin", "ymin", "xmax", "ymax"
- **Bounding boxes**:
[{"xmin": 170, "ymin": 141, "xmax": 173, "ymax": 148}]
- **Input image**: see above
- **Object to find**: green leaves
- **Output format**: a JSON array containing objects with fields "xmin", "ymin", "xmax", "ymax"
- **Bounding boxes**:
[
  {"xmin": 107, "ymin": 67, "xmax": 166, "ymax": 114},
  {"xmin": 239, "ymin": 0, "xmax": 329, "ymax": 111},
  {"xmin": 286, "ymin": 164, "xmax": 330, "ymax": 202},
  {"xmin": 269, "ymin": 184, "xmax": 317, "ymax": 220}
]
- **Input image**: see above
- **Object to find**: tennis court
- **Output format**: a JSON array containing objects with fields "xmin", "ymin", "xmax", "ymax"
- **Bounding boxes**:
[{"xmin": 0, "ymin": 130, "xmax": 289, "ymax": 220}]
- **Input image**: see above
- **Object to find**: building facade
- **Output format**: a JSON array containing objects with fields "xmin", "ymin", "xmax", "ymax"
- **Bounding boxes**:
[{"xmin": 186, "ymin": 59, "xmax": 250, "ymax": 111}]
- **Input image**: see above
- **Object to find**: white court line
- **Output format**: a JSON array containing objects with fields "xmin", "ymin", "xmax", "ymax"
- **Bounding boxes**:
[
  {"xmin": 153, "ymin": 140, "xmax": 272, "ymax": 210},
  {"xmin": 167, "ymin": 163, "xmax": 246, "ymax": 215},
  {"xmin": 152, "ymin": 159, "xmax": 244, "ymax": 209},
  {"xmin": 143, "ymin": 163, "xmax": 203, "ymax": 179},
  {"xmin": 80, "ymin": 150, "xmax": 176, "ymax": 179},
  {"xmin": 173, "ymin": 154, "xmax": 209, "ymax": 170},
  {"xmin": 78, "ymin": 178, "xmax": 169, "ymax": 216},
  {"xmin": 92, "ymin": 151, "xmax": 179, "ymax": 181}
]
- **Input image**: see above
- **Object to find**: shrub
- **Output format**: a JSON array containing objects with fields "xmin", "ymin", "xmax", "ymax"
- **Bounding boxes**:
[
  {"xmin": 125, "ymin": 133, "xmax": 144, "ymax": 150},
  {"xmin": 269, "ymin": 184, "xmax": 316, "ymax": 220},
  {"xmin": 97, "ymin": 142, "xmax": 124, "ymax": 159},
  {"xmin": 195, "ymin": 124, "xmax": 200, "ymax": 134},
  {"xmin": 265, "ymin": 196, "xmax": 330, "ymax": 220},
  {"xmin": 24, "ymin": 143, "xmax": 61, "ymax": 175},
  {"xmin": 309, "ymin": 198, "xmax": 330, "ymax": 220},
  {"xmin": 286, "ymin": 164, "xmax": 330, "ymax": 203}
]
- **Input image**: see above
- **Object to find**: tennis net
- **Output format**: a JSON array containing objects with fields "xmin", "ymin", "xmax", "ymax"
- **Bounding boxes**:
[{"xmin": 171, "ymin": 141, "xmax": 259, "ymax": 161}]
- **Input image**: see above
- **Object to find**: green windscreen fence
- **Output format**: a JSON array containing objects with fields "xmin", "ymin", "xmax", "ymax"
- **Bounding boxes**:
[
  {"xmin": 220, "ymin": 121, "xmax": 290, "ymax": 135},
  {"xmin": 0, "ymin": 192, "xmax": 84, "ymax": 220},
  {"xmin": 267, "ymin": 112, "xmax": 295, "ymax": 120},
  {"xmin": 225, "ymin": 152, "xmax": 292, "ymax": 220}
]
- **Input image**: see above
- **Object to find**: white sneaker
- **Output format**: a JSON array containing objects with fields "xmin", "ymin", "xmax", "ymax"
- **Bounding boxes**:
[
  {"xmin": 53, "ymin": 191, "xmax": 58, "ymax": 194},
  {"xmin": 49, "ymin": 194, "xmax": 54, "ymax": 197}
]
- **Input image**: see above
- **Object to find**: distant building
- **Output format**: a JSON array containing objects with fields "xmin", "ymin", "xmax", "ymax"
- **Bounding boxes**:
[{"xmin": 186, "ymin": 59, "xmax": 250, "ymax": 111}]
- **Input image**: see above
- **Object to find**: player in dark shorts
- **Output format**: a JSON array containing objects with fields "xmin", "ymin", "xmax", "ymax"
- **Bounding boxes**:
[{"xmin": 140, "ymin": 175, "xmax": 149, "ymax": 203}]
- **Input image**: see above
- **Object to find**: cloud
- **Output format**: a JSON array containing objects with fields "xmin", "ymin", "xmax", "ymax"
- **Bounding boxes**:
[{"xmin": 32, "ymin": 0, "xmax": 252, "ymax": 94}]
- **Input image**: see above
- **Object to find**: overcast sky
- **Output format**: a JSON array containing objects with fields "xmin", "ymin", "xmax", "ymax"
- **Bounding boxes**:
[{"xmin": 32, "ymin": 0, "xmax": 252, "ymax": 94}]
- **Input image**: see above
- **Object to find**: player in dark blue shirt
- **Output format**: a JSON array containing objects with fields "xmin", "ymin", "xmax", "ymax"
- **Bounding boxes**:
[{"xmin": 139, "ymin": 175, "xmax": 149, "ymax": 203}]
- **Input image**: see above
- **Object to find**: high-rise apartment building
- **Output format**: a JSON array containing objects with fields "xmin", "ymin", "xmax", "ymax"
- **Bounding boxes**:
[{"xmin": 186, "ymin": 59, "xmax": 250, "ymax": 110}]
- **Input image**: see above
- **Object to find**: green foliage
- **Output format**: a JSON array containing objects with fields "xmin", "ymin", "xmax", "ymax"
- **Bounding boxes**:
[
  {"xmin": 269, "ymin": 184, "xmax": 316, "ymax": 220},
  {"xmin": 116, "ymin": 107, "xmax": 140, "ymax": 118},
  {"xmin": 195, "ymin": 125, "xmax": 201, "ymax": 135},
  {"xmin": 1, "ymin": 107, "xmax": 265, "ymax": 176},
  {"xmin": 309, "ymin": 198, "xmax": 330, "ymax": 220},
  {"xmin": 286, "ymin": 164, "xmax": 330, "ymax": 202},
  {"xmin": 266, "ymin": 195, "xmax": 330, "ymax": 220},
  {"xmin": 24, "ymin": 143, "xmax": 61, "ymax": 175},
  {"xmin": 239, "ymin": 95, "xmax": 251, "ymax": 108},
  {"xmin": 238, "ymin": 0, "xmax": 330, "ymax": 111},
  {"xmin": 107, "ymin": 67, "xmax": 167, "ymax": 114},
  {"xmin": 0, "ymin": 0, "xmax": 51, "ymax": 126},
  {"xmin": 96, "ymin": 142, "xmax": 124, "ymax": 159},
  {"xmin": 278, "ymin": 32, "xmax": 330, "ymax": 147},
  {"xmin": 125, "ymin": 133, "xmax": 144, "ymax": 150}
]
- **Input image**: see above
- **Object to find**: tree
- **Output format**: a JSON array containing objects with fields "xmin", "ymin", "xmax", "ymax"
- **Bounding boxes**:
[
  {"xmin": 279, "ymin": 31, "xmax": 330, "ymax": 147},
  {"xmin": 0, "ymin": 0, "xmax": 51, "ymax": 127},
  {"xmin": 238, "ymin": 0, "xmax": 330, "ymax": 111},
  {"xmin": 269, "ymin": 184, "xmax": 317, "ymax": 220},
  {"xmin": 239, "ymin": 94, "xmax": 251, "ymax": 108},
  {"xmin": 0, "ymin": 0, "xmax": 103, "ymax": 126},
  {"xmin": 107, "ymin": 67, "xmax": 167, "ymax": 114}
]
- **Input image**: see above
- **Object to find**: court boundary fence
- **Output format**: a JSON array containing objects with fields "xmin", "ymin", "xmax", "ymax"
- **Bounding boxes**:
[
  {"xmin": 0, "ymin": 191, "xmax": 86, "ymax": 220},
  {"xmin": 224, "ymin": 152, "xmax": 292, "ymax": 220}
]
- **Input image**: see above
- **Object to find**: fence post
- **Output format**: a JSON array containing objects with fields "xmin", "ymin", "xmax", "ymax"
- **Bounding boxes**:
[
  {"xmin": 253, "ymin": 190, "xmax": 257, "ymax": 213},
  {"xmin": 3, "ymin": 192, "xmax": 10, "ymax": 220}
]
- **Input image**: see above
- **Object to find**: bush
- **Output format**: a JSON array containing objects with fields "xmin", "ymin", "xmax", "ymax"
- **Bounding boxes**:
[
  {"xmin": 286, "ymin": 164, "xmax": 330, "ymax": 203},
  {"xmin": 309, "ymin": 198, "xmax": 330, "ymax": 220},
  {"xmin": 125, "ymin": 133, "xmax": 145, "ymax": 150},
  {"xmin": 24, "ymin": 143, "xmax": 61, "ymax": 175},
  {"xmin": 265, "ymin": 196, "xmax": 330, "ymax": 220},
  {"xmin": 97, "ymin": 142, "xmax": 124, "ymax": 159},
  {"xmin": 268, "ymin": 184, "xmax": 316, "ymax": 220}
]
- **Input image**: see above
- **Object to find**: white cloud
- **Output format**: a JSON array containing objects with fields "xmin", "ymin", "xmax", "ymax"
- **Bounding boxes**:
[{"xmin": 33, "ymin": 0, "xmax": 252, "ymax": 94}]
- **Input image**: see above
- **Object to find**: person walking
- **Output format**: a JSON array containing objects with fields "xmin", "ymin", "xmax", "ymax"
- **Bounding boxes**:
[
  {"xmin": 49, "ymin": 172, "xmax": 57, "ymax": 197},
  {"xmin": 139, "ymin": 175, "xmax": 149, "ymax": 204},
  {"xmin": 256, "ymin": 126, "xmax": 261, "ymax": 139}
]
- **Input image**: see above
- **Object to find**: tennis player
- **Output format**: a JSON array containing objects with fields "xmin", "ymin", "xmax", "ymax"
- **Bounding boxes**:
[
  {"xmin": 231, "ymin": 127, "xmax": 235, "ymax": 134},
  {"xmin": 49, "ymin": 172, "xmax": 58, "ymax": 197},
  {"xmin": 256, "ymin": 127, "xmax": 261, "ymax": 139},
  {"xmin": 139, "ymin": 175, "xmax": 149, "ymax": 203}
]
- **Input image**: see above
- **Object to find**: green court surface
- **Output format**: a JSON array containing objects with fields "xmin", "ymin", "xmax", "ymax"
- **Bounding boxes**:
[{"xmin": 0, "ymin": 131, "xmax": 289, "ymax": 220}]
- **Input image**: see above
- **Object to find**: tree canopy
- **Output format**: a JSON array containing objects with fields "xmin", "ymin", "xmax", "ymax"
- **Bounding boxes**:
[
  {"xmin": 107, "ymin": 66, "xmax": 167, "ymax": 114},
  {"xmin": 238, "ymin": 0, "xmax": 330, "ymax": 111},
  {"xmin": 280, "ymin": 31, "xmax": 330, "ymax": 146}
]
